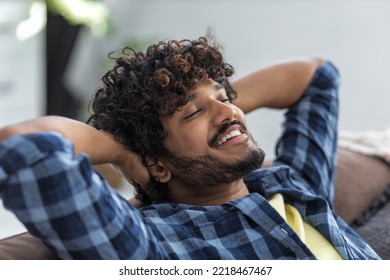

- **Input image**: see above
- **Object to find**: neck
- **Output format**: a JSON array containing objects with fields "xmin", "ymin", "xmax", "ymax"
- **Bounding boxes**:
[{"xmin": 167, "ymin": 179, "xmax": 250, "ymax": 206}]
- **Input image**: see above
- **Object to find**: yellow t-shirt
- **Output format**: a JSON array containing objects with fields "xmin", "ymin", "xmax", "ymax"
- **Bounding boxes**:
[{"xmin": 268, "ymin": 193, "xmax": 342, "ymax": 260}]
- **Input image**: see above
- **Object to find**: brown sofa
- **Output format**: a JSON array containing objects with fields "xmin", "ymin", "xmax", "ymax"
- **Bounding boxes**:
[{"xmin": 0, "ymin": 148, "xmax": 389, "ymax": 260}]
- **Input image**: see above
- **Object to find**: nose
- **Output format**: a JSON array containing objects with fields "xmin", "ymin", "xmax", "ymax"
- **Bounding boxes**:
[{"xmin": 211, "ymin": 99, "xmax": 238, "ymax": 127}]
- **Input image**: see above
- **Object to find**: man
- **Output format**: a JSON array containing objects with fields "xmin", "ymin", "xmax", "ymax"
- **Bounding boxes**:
[{"xmin": 0, "ymin": 36, "xmax": 380, "ymax": 259}]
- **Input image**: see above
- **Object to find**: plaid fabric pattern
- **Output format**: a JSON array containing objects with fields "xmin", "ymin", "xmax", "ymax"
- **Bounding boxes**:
[{"xmin": 0, "ymin": 62, "xmax": 380, "ymax": 259}]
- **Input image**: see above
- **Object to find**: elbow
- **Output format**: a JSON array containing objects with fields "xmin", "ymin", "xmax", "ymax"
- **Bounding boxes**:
[{"xmin": 0, "ymin": 125, "xmax": 20, "ymax": 142}]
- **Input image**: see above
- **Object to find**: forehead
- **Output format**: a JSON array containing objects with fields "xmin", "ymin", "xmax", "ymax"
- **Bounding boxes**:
[{"xmin": 186, "ymin": 80, "xmax": 224, "ymax": 100}]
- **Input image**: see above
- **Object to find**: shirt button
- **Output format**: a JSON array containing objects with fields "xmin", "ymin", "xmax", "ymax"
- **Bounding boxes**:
[{"xmin": 280, "ymin": 227, "xmax": 289, "ymax": 235}]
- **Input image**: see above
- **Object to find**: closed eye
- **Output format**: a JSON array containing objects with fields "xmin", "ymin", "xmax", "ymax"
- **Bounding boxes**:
[
  {"xmin": 220, "ymin": 98, "xmax": 231, "ymax": 103},
  {"xmin": 184, "ymin": 109, "xmax": 203, "ymax": 120}
]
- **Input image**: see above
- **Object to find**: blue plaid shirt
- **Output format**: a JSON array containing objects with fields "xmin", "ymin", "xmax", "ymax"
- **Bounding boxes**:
[{"xmin": 0, "ymin": 61, "xmax": 380, "ymax": 259}]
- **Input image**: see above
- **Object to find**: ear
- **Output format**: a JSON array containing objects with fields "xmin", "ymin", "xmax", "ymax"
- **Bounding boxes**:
[{"xmin": 146, "ymin": 158, "xmax": 171, "ymax": 183}]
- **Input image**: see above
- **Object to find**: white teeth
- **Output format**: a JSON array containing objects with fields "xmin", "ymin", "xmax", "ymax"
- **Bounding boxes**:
[{"xmin": 216, "ymin": 130, "xmax": 242, "ymax": 146}]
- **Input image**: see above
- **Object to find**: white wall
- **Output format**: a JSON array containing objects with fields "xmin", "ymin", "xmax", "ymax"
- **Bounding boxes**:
[
  {"xmin": 0, "ymin": 1, "xmax": 45, "ymax": 128},
  {"xmin": 0, "ymin": 0, "xmax": 45, "ymax": 238}
]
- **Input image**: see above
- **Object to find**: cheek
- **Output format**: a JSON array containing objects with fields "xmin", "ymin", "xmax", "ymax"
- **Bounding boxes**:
[{"xmin": 164, "ymin": 125, "xmax": 209, "ymax": 155}]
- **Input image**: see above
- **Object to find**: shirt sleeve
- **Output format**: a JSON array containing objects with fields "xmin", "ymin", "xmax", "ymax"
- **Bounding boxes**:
[
  {"xmin": 273, "ymin": 61, "xmax": 340, "ymax": 203},
  {"xmin": 0, "ymin": 132, "xmax": 160, "ymax": 259}
]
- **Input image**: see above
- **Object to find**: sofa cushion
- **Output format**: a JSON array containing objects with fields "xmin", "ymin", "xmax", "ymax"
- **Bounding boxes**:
[
  {"xmin": 354, "ymin": 191, "xmax": 390, "ymax": 260},
  {"xmin": 333, "ymin": 148, "xmax": 390, "ymax": 224}
]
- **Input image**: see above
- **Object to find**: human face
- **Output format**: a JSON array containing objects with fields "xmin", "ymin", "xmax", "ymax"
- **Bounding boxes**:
[{"xmin": 160, "ymin": 79, "xmax": 265, "ymax": 189}]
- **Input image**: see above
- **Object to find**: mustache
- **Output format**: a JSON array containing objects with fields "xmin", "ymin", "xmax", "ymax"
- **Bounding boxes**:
[{"xmin": 209, "ymin": 120, "xmax": 247, "ymax": 147}]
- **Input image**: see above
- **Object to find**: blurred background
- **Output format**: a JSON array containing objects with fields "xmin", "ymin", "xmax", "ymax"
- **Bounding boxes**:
[{"xmin": 0, "ymin": 0, "xmax": 389, "ymax": 239}]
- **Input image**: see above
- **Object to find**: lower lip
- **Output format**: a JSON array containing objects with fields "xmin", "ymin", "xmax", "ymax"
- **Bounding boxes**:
[{"xmin": 218, "ymin": 133, "xmax": 248, "ymax": 147}]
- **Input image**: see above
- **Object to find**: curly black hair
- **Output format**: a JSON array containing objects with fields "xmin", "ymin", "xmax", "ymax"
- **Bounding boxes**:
[{"xmin": 87, "ymin": 36, "xmax": 237, "ymax": 204}]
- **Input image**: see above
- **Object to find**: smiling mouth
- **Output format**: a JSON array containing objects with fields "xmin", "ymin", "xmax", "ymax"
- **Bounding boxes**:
[
  {"xmin": 210, "ymin": 120, "xmax": 247, "ymax": 148},
  {"xmin": 216, "ymin": 129, "xmax": 244, "ymax": 147}
]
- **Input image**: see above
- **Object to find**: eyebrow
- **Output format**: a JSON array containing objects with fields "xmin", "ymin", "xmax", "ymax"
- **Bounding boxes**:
[
  {"xmin": 186, "ymin": 92, "xmax": 199, "ymax": 102},
  {"xmin": 174, "ymin": 92, "xmax": 198, "ymax": 116}
]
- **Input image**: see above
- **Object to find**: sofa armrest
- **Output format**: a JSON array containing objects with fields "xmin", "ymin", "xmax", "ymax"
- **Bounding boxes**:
[{"xmin": 0, "ymin": 232, "xmax": 57, "ymax": 260}]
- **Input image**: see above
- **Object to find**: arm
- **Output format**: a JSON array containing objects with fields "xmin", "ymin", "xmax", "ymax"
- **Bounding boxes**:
[
  {"xmin": 0, "ymin": 131, "xmax": 155, "ymax": 259},
  {"xmin": 232, "ymin": 57, "xmax": 325, "ymax": 113},
  {"xmin": 275, "ymin": 61, "xmax": 340, "ymax": 201},
  {"xmin": 235, "ymin": 58, "xmax": 340, "ymax": 202},
  {"xmin": 0, "ymin": 116, "xmax": 123, "ymax": 164},
  {"xmin": 0, "ymin": 116, "xmax": 149, "ymax": 186},
  {"xmin": 0, "ymin": 119, "xmax": 156, "ymax": 259}
]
